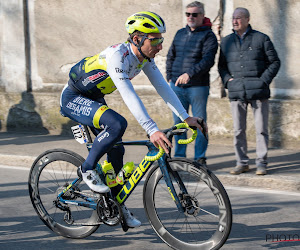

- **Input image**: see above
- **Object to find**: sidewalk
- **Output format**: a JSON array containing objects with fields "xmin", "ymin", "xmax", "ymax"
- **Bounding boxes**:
[{"xmin": 0, "ymin": 131, "xmax": 299, "ymax": 192}]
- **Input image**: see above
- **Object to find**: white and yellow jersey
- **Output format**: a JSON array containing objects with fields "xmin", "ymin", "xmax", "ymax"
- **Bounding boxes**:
[{"xmin": 67, "ymin": 42, "xmax": 189, "ymax": 136}]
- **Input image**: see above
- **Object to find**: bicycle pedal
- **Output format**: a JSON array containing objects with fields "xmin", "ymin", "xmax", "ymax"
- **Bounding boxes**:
[
  {"xmin": 77, "ymin": 167, "xmax": 82, "ymax": 178},
  {"xmin": 121, "ymin": 219, "xmax": 129, "ymax": 232},
  {"xmin": 120, "ymin": 210, "xmax": 129, "ymax": 232}
]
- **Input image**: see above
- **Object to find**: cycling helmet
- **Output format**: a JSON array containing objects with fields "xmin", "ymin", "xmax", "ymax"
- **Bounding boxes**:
[{"xmin": 125, "ymin": 11, "xmax": 166, "ymax": 34}]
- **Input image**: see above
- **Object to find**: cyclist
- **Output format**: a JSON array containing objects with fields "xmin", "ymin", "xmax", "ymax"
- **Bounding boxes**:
[{"xmin": 60, "ymin": 11, "xmax": 206, "ymax": 228}]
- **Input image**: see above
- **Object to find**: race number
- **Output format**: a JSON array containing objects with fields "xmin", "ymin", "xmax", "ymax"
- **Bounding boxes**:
[{"xmin": 71, "ymin": 124, "xmax": 88, "ymax": 144}]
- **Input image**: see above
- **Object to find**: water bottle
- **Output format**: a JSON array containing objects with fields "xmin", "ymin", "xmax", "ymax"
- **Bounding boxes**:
[
  {"xmin": 116, "ymin": 162, "xmax": 135, "ymax": 185},
  {"xmin": 95, "ymin": 163, "xmax": 105, "ymax": 183},
  {"xmin": 101, "ymin": 160, "xmax": 117, "ymax": 188}
]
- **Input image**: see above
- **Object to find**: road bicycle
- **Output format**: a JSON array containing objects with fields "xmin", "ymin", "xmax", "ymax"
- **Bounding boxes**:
[{"xmin": 28, "ymin": 122, "xmax": 232, "ymax": 250}]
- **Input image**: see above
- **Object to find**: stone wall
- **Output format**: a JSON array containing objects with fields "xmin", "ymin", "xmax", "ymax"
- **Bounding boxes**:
[
  {"xmin": 1, "ymin": 89, "xmax": 299, "ymax": 149},
  {"xmin": 0, "ymin": 0, "xmax": 299, "ymax": 148}
]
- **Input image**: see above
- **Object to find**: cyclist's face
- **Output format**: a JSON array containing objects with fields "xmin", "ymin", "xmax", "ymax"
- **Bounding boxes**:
[{"xmin": 140, "ymin": 33, "xmax": 163, "ymax": 58}]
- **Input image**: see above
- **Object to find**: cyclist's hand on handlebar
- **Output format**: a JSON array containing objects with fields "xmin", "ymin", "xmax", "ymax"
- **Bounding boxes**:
[
  {"xmin": 150, "ymin": 131, "xmax": 172, "ymax": 154},
  {"xmin": 184, "ymin": 117, "xmax": 208, "ymax": 140}
]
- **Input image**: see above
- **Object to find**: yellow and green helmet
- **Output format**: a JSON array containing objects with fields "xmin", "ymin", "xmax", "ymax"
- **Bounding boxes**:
[{"xmin": 125, "ymin": 11, "xmax": 166, "ymax": 34}]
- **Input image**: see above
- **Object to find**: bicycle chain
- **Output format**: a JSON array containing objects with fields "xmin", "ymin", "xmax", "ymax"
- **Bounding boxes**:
[
  {"xmin": 63, "ymin": 190, "xmax": 102, "ymax": 226},
  {"xmin": 71, "ymin": 221, "xmax": 102, "ymax": 226},
  {"xmin": 73, "ymin": 190, "xmax": 100, "ymax": 200},
  {"xmin": 64, "ymin": 191, "xmax": 122, "ymax": 227}
]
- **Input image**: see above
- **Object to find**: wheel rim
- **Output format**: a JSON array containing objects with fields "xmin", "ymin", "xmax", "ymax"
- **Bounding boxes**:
[
  {"xmin": 144, "ymin": 160, "xmax": 231, "ymax": 249},
  {"xmin": 29, "ymin": 151, "xmax": 100, "ymax": 238}
]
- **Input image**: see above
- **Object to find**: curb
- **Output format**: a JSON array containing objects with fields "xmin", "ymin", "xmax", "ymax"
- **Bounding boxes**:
[
  {"xmin": 1, "ymin": 154, "xmax": 299, "ymax": 193},
  {"xmin": 216, "ymin": 173, "xmax": 300, "ymax": 193},
  {"xmin": 0, "ymin": 154, "xmax": 36, "ymax": 168}
]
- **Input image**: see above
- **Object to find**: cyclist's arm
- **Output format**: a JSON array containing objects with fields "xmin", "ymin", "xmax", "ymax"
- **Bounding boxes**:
[
  {"xmin": 143, "ymin": 61, "xmax": 205, "ymax": 139},
  {"xmin": 105, "ymin": 52, "xmax": 159, "ymax": 137},
  {"xmin": 143, "ymin": 61, "xmax": 189, "ymax": 121}
]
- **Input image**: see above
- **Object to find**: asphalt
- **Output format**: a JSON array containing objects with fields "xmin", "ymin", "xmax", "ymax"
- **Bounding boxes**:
[{"xmin": 1, "ymin": 130, "xmax": 299, "ymax": 192}]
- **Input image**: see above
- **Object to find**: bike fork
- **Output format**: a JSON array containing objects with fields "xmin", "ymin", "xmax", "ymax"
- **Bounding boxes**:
[{"xmin": 158, "ymin": 157, "xmax": 186, "ymax": 213}]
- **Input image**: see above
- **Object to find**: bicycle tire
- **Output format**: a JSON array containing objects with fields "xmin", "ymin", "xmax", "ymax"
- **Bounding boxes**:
[
  {"xmin": 28, "ymin": 149, "xmax": 100, "ymax": 239},
  {"xmin": 143, "ymin": 158, "xmax": 232, "ymax": 250}
]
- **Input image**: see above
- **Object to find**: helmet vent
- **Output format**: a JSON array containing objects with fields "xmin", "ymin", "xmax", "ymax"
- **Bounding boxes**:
[
  {"xmin": 128, "ymin": 20, "xmax": 135, "ymax": 25},
  {"xmin": 143, "ymin": 23, "xmax": 155, "ymax": 29},
  {"xmin": 135, "ymin": 13, "xmax": 161, "ymax": 27}
]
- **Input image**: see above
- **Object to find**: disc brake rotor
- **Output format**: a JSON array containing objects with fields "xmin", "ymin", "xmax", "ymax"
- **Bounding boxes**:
[{"xmin": 180, "ymin": 193, "xmax": 200, "ymax": 216}]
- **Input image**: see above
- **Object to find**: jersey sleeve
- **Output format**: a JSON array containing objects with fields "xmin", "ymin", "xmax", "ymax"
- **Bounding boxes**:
[
  {"xmin": 143, "ymin": 60, "xmax": 189, "ymax": 121},
  {"xmin": 105, "ymin": 50, "xmax": 159, "ymax": 136}
]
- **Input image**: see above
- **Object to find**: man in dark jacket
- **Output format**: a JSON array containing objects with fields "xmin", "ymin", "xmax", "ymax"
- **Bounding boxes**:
[
  {"xmin": 166, "ymin": 1, "xmax": 218, "ymax": 166},
  {"xmin": 218, "ymin": 7, "xmax": 280, "ymax": 175}
]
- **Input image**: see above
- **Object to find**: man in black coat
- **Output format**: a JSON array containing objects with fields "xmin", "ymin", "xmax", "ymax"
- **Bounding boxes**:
[
  {"xmin": 218, "ymin": 7, "xmax": 280, "ymax": 175},
  {"xmin": 166, "ymin": 1, "xmax": 218, "ymax": 166}
]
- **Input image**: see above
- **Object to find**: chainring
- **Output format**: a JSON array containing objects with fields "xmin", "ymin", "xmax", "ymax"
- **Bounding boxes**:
[{"xmin": 97, "ymin": 196, "xmax": 122, "ymax": 226}]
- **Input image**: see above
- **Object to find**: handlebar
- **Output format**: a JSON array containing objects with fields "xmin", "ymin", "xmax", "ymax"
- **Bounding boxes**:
[
  {"xmin": 175, "ymin": 123, "xmax": 198, "ymax": 145},
  {"xmin": 144, "ymin": 146, "xmax": 165, "ymax": 162},
  {"xmin": 144, "ymin": 123, "xmax": 197, "ymax": 162}
]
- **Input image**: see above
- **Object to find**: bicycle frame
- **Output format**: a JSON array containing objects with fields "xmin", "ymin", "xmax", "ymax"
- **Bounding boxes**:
[
  {"xmin": 29, "ymin": 120, "xmax": 232, "ymax": 249},
  {"xmin": 115, "ymin": 141, "xmax": 184, "ymax": 213},
  {"xmin": 57, "ymin": 124, "xmax": 195, "ymax": 213}
]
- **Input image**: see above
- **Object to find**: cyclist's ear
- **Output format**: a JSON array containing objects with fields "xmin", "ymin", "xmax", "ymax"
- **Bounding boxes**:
[{"xmin": 132, "ymin": 35, "xmax": 140, "ymax": 45}]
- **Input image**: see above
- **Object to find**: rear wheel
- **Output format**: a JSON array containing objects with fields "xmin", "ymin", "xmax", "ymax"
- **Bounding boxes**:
[
  {"xmin": 28, "ymin": 149, "xmax": 100, "ymax": 238},
  {"xmin": 143, "ymin": 159, "xmax": 232, "ymax": 249}
]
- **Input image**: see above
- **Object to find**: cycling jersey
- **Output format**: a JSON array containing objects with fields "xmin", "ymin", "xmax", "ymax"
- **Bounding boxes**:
[{"xmin": 65, "ymin": 42, "xmax": 189, "ymax": 136}]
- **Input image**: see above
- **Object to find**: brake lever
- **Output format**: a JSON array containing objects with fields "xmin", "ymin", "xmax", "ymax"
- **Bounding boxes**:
[
  {"xmin": 165, "ymin": 130, "xmax": 173, "ymax": 159},
  {"xmin": 197, "ymin": 118, "xmax": 208, "ymax": 141}
]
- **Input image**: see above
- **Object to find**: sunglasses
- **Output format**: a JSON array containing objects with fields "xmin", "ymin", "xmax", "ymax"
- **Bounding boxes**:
[
  {"xmin": 185, "ymin": 12, "xmax": 202, "ymax": 17},
  {"xmin": 145, "ymin": 37, "xmax": 164, "ymax": 46}
]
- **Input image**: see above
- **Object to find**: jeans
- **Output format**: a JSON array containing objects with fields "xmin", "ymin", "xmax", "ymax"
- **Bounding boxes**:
[{"xmin": 170, "ymin": 83, "xmax": 209, "ymax": 160}]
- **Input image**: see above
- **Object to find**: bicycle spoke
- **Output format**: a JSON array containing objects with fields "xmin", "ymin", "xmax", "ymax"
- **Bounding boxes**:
[
  {"xmin": 170, "ymin": 212, "xmax": 182, "ymax": 230},
  {"xmin": 40, "ymin": 184, "xmax": 56, "ymax": 194},
  {"xmin": 200, "ymin": 207, "xmax": 218, "ymax": 217}
]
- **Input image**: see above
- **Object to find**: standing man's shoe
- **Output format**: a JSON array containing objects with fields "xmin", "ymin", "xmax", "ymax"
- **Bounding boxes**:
[
  {"xmin": 196, "ymin": 158, "xmax": 207, "ymax": 168},
  {"xmin": 230, "ymin": 165, "xmax": 249, "ymax": 175},
  {"xmin": 256, "ymin": 166, "xmax": 267, "ymax": 175}
]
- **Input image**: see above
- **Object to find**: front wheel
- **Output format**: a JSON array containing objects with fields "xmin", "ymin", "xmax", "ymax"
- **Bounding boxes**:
[
  {"xmin": 143, "ymin": 158, "xmax": 232, "ymax": 250},
  {"xmin": 28, "ymin": 149, "xmax": 100, "ymax": 239}
]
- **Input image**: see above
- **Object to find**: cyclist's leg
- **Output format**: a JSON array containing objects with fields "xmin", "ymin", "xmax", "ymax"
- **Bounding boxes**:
[
  {"xmin": 60, "ymin": 89, "xmax": 127, "ymax": 191},
  {"xmin": 61, "ymin": 89, "xmax": 141, "ymax": 226},
  {"xmin": 89, "ymin": 127, "xmax": 125, "ymax": 182},
  {"xmin": 89, "ymin": 127, "xmax": 103, "ymax": 137},
  {"xmin": 89, "ymin": 124, "xmax": 125, "ymax": 197},
  {"xmin": 89, "ymin": 107, "xmax": 140, "ymax": 227},
  {"xmin": 83, "ymin": 108, "xmax": 127, "ymax": 172}
]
